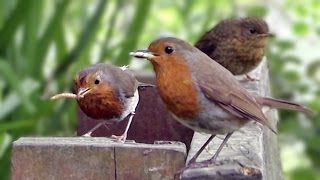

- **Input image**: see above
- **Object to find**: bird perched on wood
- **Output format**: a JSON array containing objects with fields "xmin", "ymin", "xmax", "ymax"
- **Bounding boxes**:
[
  {"xmin": 130, "ymin": 37, "xmax": 311, "ymax": 169},
  {"xmin": 194, "ymin": 17, "xmax": 273, "ymax": 80},
  {"xmin": 51, "ymin": 63, "xmax": 153, "ymax": 142}
]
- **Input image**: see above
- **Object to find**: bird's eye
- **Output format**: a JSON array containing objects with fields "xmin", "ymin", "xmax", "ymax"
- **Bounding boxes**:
[
  {"xmin": 164, "ymin": 46, "xmax": 174, "ymax": 54},
  {"xmin": 94, "ymin": 79, "xmax": 100, "ymax": 85},
  {"xmin": 249, "ymin": 28, "xmax": 257, "ymax": 34}
]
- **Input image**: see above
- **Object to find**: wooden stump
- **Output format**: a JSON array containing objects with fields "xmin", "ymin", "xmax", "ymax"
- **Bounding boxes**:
[{"xmin": 12, "ymin": 137, "xmax": 186, "ymax": 180}]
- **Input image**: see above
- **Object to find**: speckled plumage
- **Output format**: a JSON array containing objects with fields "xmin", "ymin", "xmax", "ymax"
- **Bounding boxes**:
[{"xmin": 195, "ymin": 17, "xmax": 270, "ymax": 75}]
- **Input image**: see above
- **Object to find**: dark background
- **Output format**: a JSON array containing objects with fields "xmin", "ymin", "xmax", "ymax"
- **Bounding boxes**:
[{"xmin": 0, "ymin": 0, "xmax": 319, "ymax": 179}]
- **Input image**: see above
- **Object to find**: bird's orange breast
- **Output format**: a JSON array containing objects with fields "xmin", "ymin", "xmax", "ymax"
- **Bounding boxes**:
[
  {"xmin": 77, "ymin": 84, "xmax": 124, "ymax": 120},
  {"xmin": 152, "ymin": 56, "xmax": 201, "ymax": 120}
]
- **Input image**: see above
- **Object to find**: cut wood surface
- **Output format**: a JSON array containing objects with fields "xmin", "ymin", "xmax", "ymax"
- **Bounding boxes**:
[{"xmin": 12, "ymin": 137, "xmax": 186, "ymax": 180}]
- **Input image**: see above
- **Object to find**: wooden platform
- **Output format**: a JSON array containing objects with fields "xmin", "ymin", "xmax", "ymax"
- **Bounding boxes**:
[{"xmin": 12, "ymin": 138, "xmax": 186, "ymax": 180}]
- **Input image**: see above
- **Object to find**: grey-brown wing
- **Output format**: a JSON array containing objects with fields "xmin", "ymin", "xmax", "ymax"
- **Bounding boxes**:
[
  {"xmin": 194, "ymin": 32, "xmax": 219, "ymax": 57},
  {"xmin": 198, "ymin": 80, "xmax": 276, "ymax": 133},
  {"xmin": 103, "ymin": 64, "xmax": 138, "ymax": 98}
]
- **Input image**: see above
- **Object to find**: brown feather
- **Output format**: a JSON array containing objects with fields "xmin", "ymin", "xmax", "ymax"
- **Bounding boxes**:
[
  {"xmin": 200, "ymin": 83, "xmax": 276, "ymax": 133},
  {"xmin": 255, "ymin": 97, "xmax": 312, "ymax": 114}
]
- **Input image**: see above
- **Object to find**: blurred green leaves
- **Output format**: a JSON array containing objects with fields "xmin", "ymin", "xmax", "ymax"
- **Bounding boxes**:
[
  {"xmin": 34, "ymin": 0, "xmax": 70, "ymax": 78},
  {"xmin": 0, "ymin": 78, "xmax": 39, "ymax": 120},
  {"xmin": 0, "ymin": 0, "xmax": 319, "ymax": 180},
  {"xmin": 307, "ymin": 60, "xmax": 320, "ymax": 82},
  {"xmin": 0, "ymin": 0, "xmax": 27, "ymax": 54},
  {"xmin": 0, "ymin": 133, "xmax": 11, "ymax": 158},
  {"xmin": 293, "ymin": 22, "xmax": 309, "ymax": 36},
  {"xmin": 247, "ymin": 6, "xmax": 267, "ymax": 17},
  {"xmin": 54, "ymin": 0, "xmax": 107, "ymax": 79},
  {"xmin": 0, "ymin": 60, "xmax": 35, "ymax": 113},
  {"xmin": 115, "ymin": 0, "xmax": 153, "ymax": 65}
]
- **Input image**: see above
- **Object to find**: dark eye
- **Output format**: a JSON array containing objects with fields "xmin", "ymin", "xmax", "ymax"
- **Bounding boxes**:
[
  {"xmin": 164, "ymin": 46, "xmax": 174, "ymax": 54},
  {"xmin": 249, "ymin": 28, "xmax": 257, "ymax": 34},
  {"xmin": 94, "ymin": 79, "xmax": 100, "ymax": 85}
]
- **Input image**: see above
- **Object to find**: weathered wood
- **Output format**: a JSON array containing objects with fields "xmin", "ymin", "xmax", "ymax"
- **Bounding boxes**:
[
  {"xmin": 11, "ymin": 137, "xmax": 186, "ymax": 180},
  {"xmin": 180, "ymin": 59, "xmax": 283, "ymax": 180}
]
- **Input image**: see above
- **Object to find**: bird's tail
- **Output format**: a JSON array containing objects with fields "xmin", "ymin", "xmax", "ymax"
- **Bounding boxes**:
[{"xmin": 256, "ymin": 97, "xmax": 312, "ymax": 114}]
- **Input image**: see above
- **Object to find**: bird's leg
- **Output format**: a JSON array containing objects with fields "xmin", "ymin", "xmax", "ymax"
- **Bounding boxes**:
[
  {"xmin": 179, "ymin": 132, "xmax": 233, "ymax": 175},
  {"xmin": 202, "ymin": 132, "xmax": 233, "ymax": 165},
  {"xmin": 82, "ymin": 121, "xmax": 107, "ymax": 137},
  {"xmin": 187, "ymin": 135, "xmax": 216, "ymax": 165},
  {"xmin": 111, "ymin": 112, "xmax": 135, "ymax": 143},
  {"xmin": 176, "ymin": 135, "xmax": 215, "ymax": 175}
]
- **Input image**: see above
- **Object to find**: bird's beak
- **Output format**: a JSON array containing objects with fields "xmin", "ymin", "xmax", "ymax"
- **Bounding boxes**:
[
  {"xmin": 77, "ymin": 87, "xmax": 91, "ymax": 98},
  {"xmin": 130, "ymin": 50, "xmax": 156, "ymax": 60},
  {"xmin": 258, "ymin": 33, "xmax": 274, "ymax": 38}
]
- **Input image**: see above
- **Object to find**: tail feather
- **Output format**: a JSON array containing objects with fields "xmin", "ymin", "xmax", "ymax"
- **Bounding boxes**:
[{"xmin": 256, "ymin": 97, "xmax": 312, "ymax": 114}]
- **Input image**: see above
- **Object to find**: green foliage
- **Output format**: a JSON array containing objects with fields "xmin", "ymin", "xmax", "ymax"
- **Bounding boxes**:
[
  {"xmin": 0, "ymin": 0, "xmax": 319, "ymax": 179},
  {"xmin": 247, "ymin": 6, "xmax": 267, "ymax": 17},
  {"xmin": 293, "ymin": 22, "xmax": 309, "ymax": 36}
]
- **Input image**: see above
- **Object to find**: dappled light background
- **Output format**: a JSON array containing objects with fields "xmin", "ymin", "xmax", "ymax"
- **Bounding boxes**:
[{"xmin": 0, "ymin": 0, "xmax": 319, "ymax": 179}]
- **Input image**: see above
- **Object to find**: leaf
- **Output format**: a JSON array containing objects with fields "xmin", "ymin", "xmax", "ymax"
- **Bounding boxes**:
[
  {"xmin": 0, "ymin": 60, "xmax": 36, "ymax": 113},
  {"xmin": 283, "ymin": 55, "xmax": 301, "ymax": 64},
  {"xmin": 0, "ymin": 0, "xmax": 28, "ymax": 53},
  {"xmin": 0, "ymin": 133, "xmax": 11, "ymax": 159},
  {"xmin": 53, "ymin": 0, "xmax": 108, "ymax": 78},
  {"xmin": 293, "ymin": 22, "xmax": 309, "ymax": 36},
  {"xmin": 247, "ymin": 6, "xmax": 267, "ymax": 17},
  {"xmin": 33, "ymin": 0, "xmax": 70, "ymax": 78},
  {"xmin": 284, "ymin": 70, "xmax": 300, "ymax": 82},
  {"xmin": 0, "ymin": 78, "xmax": 39, "ymax": 120},
  {"xmin": 115, "ymin": 0, "xmax": 153, "ymax": 65},
  {"xmin": 22, "ymin": 0, "xmax": 43, "ymax": 75},
  {"xmin": 309, "ymin": 96, "xmax": 320, "ymax": 111},
  {"xmin": 0, "ymin": 119, "xmax": 36, "ymax": 132},
  {"xmin": 55, "ymin": 23, "xmax": 67, "ymax": 62},
  {"xmin": 289, "ymin": 167, "xmax": 318, "ymax": 180},
  {"xmin": 276, "ymin": 40, "xmax": 295, "ymax": 51},
  {"xmin": 306, "ymin": 60, "xmax": 320, "ymax": 79},
  {"xmin": 99, "ymin": 0, "xmax": 124, "ymax": 60}
]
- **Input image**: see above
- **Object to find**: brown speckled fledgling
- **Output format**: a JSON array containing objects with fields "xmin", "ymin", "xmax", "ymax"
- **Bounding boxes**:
[{"xmin": 195, "ymin": 17, "xmax": 272, "ymax": 80}]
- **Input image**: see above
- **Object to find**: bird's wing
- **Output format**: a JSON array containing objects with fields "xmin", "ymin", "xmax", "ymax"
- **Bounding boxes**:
[
  {"xmin": 199, "ymin": 80, "xmax": 276, "ymax": 133},
  {"xmin": 103, "ymin": 64, "xmax": 138, "ymax": 98},
  {"xmin": 194, "ymin": 32, "xmax": 218, "ymax": 56}
]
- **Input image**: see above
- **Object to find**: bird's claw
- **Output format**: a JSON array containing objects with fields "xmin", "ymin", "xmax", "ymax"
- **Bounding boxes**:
[
  {"xmin": 176, "ymin": 159, "xmax": 220, "ymax": 177},
  {"xmin": 82, "ymin": 132, "xmax": 92, "ymax": 137},
  {"xmin": 111, "ymin": 134, "xmax": 127, "ymax": 143},
  {"xmin": 244, "ymin": 74, "xmax": 259, "ymax": 81}
]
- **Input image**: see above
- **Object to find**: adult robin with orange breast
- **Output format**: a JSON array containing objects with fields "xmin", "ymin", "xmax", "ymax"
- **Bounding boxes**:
[
  {"xmin": 52, "ymin": 63, "xmax": 152, "ymax": 142},
  {"xmin": 195, "ymin": 17, "xmax": 273, "ymax": 80},
  {"xmin": 130, "ymin": 37, "xmax": 311, "ymax": 168}
]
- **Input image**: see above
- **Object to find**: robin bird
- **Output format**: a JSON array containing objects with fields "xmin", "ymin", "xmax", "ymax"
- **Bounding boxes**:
[
  {"xmin": 130, "ymin": 37, "xmax": 311, "ymax": 168},
  {"xmin": 51, "ymin": 63, "xmax": 153, "ymax": 142},
  {"xmin": 194, "ymin": 17, "xmax": 273, "ymax": 80}
]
